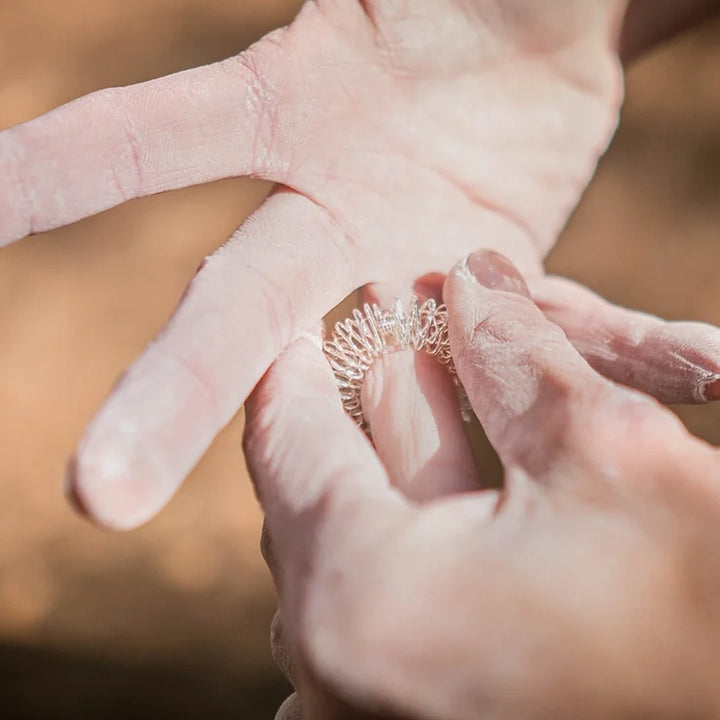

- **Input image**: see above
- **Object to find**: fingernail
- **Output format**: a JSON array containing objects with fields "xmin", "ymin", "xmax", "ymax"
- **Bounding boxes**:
[
  {"xmin": 700, "ymin": 376, "xmax": 720, "ymax": 401},
  {"xmin": 63, "ymin": 456, "xmax": 89, "ymax": 518},
  {"xmin": 466, "ymin": 250, "xmax": 531, "ymax": 297}
]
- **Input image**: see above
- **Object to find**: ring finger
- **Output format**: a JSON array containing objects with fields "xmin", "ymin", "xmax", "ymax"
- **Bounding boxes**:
[{"xmin": 351, "ymin": 279, "xmax": 479, "ymax": 502}]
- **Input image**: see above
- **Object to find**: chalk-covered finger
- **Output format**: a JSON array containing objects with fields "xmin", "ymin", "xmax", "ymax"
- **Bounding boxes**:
[
  {"xmin": 532, "ymin": 275, "xmax": 720, "ymax": 404},
  {"xmin": 444, "ymin": 250, "xmax": 678, "ymax": 480}
]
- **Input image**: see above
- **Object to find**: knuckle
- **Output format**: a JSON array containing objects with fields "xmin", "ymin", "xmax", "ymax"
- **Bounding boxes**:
[
  {"xmin": 260, "ymin": 523, "xmax": 275, "ymax": 569},
  {"xmin": 596, "ymin": 386, "xmax": 684, "ymax": 443},
  {"xmin": 470, "ymin": 303, "xmax": 533, "ymax": 346},
  {"xmin": 559, "ymin": 384, "xmax": 693, "ymax": 480},
  {"xmin": 228, "ymin": 34, "xmax": 288, "ymax": 176},
  {"xmin": 468, "ymin": 300, "xmax": 569, "ymax": 364},
  {"xmin": 91, "ymin": 87, "xmax": 145, "ymax": 199},
  {"xmin": 270, "ymin": 612, "xmax": 297, "ymax": 684},
  {"xmin": 216, "ymin": 227, "xmax": 298, "ymax": 351},
  {"xmin": 154, "ymin": 343, "xmax": 223, "ymax": 424}
]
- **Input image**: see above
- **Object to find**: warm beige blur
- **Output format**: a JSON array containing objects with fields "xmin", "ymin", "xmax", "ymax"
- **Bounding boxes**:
[{"xmin": 0, "ymin": 2, "xmax": 719, "ymax": 718}]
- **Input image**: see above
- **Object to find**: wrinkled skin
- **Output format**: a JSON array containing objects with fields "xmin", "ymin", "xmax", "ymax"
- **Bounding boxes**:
[
  {"xmin": 2, "ymin": 0, "xmax": 720, "ymax": 529},
  {"xmin": 245, "ymin": 250, "xmax": 720, "ymax": 720}
]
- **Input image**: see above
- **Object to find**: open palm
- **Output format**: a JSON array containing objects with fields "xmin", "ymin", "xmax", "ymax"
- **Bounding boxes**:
[{"xmin": 2, "ymin": 0, "xmax": 719, "ymax": 528}]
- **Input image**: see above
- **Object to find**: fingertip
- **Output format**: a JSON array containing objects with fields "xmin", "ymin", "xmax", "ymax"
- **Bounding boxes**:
[
  {"xmin": 67, "ymin": 440, "xmax": 170, "ymax": 531},
  {"xmin": 445, "ymin": 250, "xmax": 531, "ymax": 308}
]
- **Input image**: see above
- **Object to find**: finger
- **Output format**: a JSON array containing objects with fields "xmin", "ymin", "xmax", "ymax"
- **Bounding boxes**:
[
  {"xmin": 275, "ymin": 694, "xmax": 302, "ymax": 720},
  {"xmin": 0, "ymin": 28, "xmax": 295, "ymax": 245},
  {"xmin": 357, "ymin": 281, "xmax": 479, "ymax": 501},
  {"xmin": 264, "ymin": 533, "xmax": 298, "ymax": 684},
  {"xmin": 67, "ymin": 190, "xmax": 369, "ymax": 529},
  {"xmin": 243, "ymin": 330, "xmax": 406, "ymax": 593},
  {"xmin": 263, "ymin": 528, "xmax": 297, "ymax": 686},
  {"xmin": 444, "ymin": 251, "xmax": 682, "ymax": 480},
  {"xmin": 271, "ymin": 611, "xmax": 297, "ymax": 686},
  {"xmin": 531, "ymin": 275, "xmax": 720, "ymax": 404}
]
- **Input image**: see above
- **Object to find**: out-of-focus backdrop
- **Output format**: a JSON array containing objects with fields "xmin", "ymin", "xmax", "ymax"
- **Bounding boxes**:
[{"xmin": 0, "ymin": 2, "xmax": 719, "ymax": 718}]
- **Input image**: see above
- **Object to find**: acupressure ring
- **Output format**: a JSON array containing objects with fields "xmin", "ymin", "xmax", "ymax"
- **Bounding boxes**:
[{"xmin": 323, "ymin": 297, "xmax": 470, "ymax": 435}]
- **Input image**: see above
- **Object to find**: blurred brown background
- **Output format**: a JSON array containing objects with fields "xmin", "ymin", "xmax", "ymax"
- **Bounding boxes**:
[{"xmin": 0, "ymin": 2, "xmax": 719, "ymax": 718}]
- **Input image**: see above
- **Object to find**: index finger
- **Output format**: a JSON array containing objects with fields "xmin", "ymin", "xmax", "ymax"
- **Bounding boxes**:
[{"xmin": 444, "ymin": 251, "xmax": 688, "ymax": 485}]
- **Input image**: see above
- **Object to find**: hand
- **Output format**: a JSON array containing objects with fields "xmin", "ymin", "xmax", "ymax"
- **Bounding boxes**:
[
  {"xmin": 244, "ymin": 250, "xmax": 720, "ymax": 720},
  {"xmin": 3, "ymin": 0, "xmax": 720, "ymax": 528}
]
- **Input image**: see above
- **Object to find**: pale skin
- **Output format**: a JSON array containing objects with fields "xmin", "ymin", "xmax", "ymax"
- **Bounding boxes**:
[
  {"xmin": 3, "ymin": 1, "xmax": 720, "ymax": 717},
  {"xmin": 1, "ymin": 0, "xmax": 720, "ymax": 529},
  {"xmin": 245, "ymin": 250, "xmax": 720, "ymax": 719}
]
